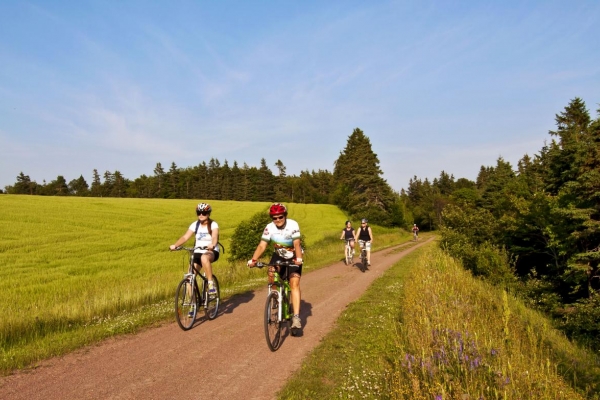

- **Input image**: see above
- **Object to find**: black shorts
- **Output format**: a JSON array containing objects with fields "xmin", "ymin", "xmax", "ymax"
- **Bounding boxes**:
[
  {"xmin": 193, "ymin": 251, "xmax": 219, "ymax": 267},
  {"xmin": 269, "ymin": 253, "xmax": 302, "ymax": 279}
]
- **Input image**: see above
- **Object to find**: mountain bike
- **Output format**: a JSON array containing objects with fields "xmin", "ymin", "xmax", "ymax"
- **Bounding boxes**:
[
  {"xmin": 358, "ymin": 240, "xmax": 369, "ymax": 268},
  {"xmin": 172, "ymin": 246, "xmax": 221, "ymax": 331},
  {"xmin": 413, "ymin": 230, "xmax": 419, "ymax": 241},
  {"xmin": 252, "ymin": 260, "xmax": 296, "ymax": 351},
  {"xmin": 342, "ymin": 239, "xmax": 353, "ymax": 265}
]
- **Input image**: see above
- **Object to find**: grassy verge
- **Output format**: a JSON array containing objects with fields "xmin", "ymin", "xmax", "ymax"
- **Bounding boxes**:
[{"xmin": 278, "ymin": 244, "xmax": 600, "ymax": 399}]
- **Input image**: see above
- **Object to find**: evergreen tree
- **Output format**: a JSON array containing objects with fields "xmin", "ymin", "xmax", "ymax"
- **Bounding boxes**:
[
  {"xmin": 333, "ymin": 128, "xmax": 397, "ymax": 225},
  {"xmin": 90, "ymin": 169, "xmax": 102, "ymax": 197},
  {"xmin": 68, "ymin": 175, "xmax": 89, "ymax": 196}
]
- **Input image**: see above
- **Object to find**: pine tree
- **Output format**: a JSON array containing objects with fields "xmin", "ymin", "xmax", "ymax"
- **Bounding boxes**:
[{"xmin": 333, "ymin": 128, "xmax": 397, "ymax": 225}]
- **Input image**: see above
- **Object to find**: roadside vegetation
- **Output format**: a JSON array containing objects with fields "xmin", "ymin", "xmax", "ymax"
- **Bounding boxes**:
[
  {"xmin": 0, "ymin": 195, "xmax": 405, "ymax": 374},
  {"xmin": 279, "ymin": 244, "xmax": 600, "ymax": 399}
]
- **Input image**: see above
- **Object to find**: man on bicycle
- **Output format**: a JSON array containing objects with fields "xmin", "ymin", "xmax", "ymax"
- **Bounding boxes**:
[
  {"xmin": 340, "ymin": 220, "xmax": 356, "ymax": 255},
  {"xmin": 412, "ymin": 223, "xmax": 419, "ymax": 240},
  {"xmin": 356, "ymin": 218, "xmax": 373, "ymax": 266},
  {"xmin": 247, "ymin": 203, "xmax": 304, "ymax": 332}
]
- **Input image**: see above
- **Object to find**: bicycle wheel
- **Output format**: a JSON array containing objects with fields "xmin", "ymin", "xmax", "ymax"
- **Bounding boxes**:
[
  {"xmin": 264, "ymin": 291, "xmax": 283, "ymax": 351},
  {"xmin": 361, "ymin": 250, "xmax": 367, "ymax": 268},
  {"xmin": 346, "ymin": 246, "xmax": 352, "ymax": 265},
  {"xmin": 204, "ymin": 275, "xmax": 220, "ymax": 320},
  {"xmin": 175, "ymin": 277, "xmax": 197, "ymax": 331}
]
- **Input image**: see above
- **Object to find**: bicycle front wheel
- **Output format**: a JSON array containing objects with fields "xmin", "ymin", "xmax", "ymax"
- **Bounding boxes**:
[
  {"xmin": 175, "ymin": 277, "xmax": 197, "ymax": 331},
  {"xmin": 264, "ymin": 291, "xmax": 283, "ymax": 351},
  {"xmin": 204, "ymin": 275, "xmax": 220, "ymax": 320}
]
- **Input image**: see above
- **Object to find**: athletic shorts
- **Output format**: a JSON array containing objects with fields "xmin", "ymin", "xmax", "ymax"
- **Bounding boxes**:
[
  {"xmin": 193, "ymin": 250, "xmax": 219, "ymax": 267},
  {"xmin": 269, "ymin": 253, "xmax": 302, "ymax": 279}
]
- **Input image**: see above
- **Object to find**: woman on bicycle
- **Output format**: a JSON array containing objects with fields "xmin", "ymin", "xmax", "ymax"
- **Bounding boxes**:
[
  {"xmin": 356, "ymin": 218, "xmax": 373, "ymax": 266},
  {"xmin": 247, "ymin": 203, "xmax": 304, "ymax": 332},
  {"xmin": 340, "ymin": 220, "xmax": 355, "ymax": 255},
  {"xmin": 169, "ymin": 203, "xmax": 219, "ymax": 295}
]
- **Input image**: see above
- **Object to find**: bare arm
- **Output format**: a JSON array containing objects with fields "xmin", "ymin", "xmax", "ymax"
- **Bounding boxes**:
[
  {"xmin": 293, "ymin": 238, "xmax": 303, "ymax": 265},
  {"xmin": 249, "ymin": 240, "xmax": 269, "ymax": 265},
  {"xmin": 209, "ymin": 227, "xmax": 219, "ymax": 250},
  {"xmin": 170, "ymin": 229, "xmax": 194, "ymax": 250}
]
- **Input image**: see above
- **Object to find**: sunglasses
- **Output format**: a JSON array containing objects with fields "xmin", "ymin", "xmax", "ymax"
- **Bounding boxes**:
[
  {"xmin": 196, "ymin": 211, "xmax": 210, "ymax": 216},
  {"xmin": 271, "ymin": 215, "xmax": 285, "ymax": 221}
]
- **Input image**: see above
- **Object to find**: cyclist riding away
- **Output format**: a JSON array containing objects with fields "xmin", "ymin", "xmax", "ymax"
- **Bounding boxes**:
[
  {"xmin": 170, "ymin": 203, "xmax": 220, "ymax": 295},
  {"xmin": 412, "ymin": 223, "xmax": 419, "ymax": 240},
  {"xmin": 247, "ymin": 203, "xmax": 304, "ymax": 332},
  {"xmin": 340, "ymin": 220, "xmax": 356, "ymax": 255},
  {"xmin": 356, "ymin": 218, "xmax": 373, "ymax": 266}
]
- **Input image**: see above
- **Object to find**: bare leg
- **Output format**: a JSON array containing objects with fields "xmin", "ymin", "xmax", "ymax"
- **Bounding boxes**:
[
  {"xmin": 200, "ymin": 252, "xmax": 215, "ymax": 281},
  {"xmin": 289, "ymin": 275, "xmax": 301, "ymax": 315}
]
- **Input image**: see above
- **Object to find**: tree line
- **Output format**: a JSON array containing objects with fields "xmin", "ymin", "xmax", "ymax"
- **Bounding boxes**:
[{"xmin": 3, "ymin": 129, "xmax": 410, "ymax": 227}]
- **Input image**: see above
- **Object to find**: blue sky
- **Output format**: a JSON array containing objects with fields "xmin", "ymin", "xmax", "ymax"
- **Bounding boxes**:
[{"xmin": 1, "ymin": 1, "xmax": 599, "ymax": 192}]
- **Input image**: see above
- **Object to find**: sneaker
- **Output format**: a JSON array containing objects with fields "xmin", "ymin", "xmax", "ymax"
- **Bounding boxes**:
[
  {"xmin": 208, "ymin": 280, "xmax": 217, "ymax": 295},
  {"xmin": 291, "ymin": 315, "xmax": 301, "ymax": 330}
]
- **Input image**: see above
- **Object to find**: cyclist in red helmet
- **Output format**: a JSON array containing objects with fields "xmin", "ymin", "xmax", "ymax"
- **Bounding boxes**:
[
  {"xmin": 248, "ymin": 203, "xmax": 304, "ymax": 333},
  {"xmin": 170, "ymin": 203, "xmax": 220, "ymax": 295}
]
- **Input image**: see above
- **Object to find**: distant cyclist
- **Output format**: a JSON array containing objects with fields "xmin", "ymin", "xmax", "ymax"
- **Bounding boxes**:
[
  {"xmin": 340, "ymin": 220, "xmax": 356, "ymax": 255},
  {"xmin": 412, "ymin": 223, "xmax": 419, "ymax": 241},
  {"xmin": 169, "ymin": 203, "xmax": 220, "ymax": 295},
  {"xmin": 247, "ymin": 203, "xmax": 304, "ymax": 332},
  {"xmin": 356, "ymin": 218, "xmax": 373, "ymax": 266}
]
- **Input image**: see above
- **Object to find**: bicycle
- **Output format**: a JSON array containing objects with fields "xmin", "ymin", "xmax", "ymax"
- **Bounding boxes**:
[
  {"xmin": 342, "ymin": 239, "xmax": 354, "ymax": 265},
  {"xmin": 172, "ymin": 246, "xmax": 221, "ymax": 331},
  {"xmin": 252, "ymin": 260, "xmax": 296, "ymax": 351},
  {"xmin": 413, "ymin": 231, "xmax": 419, "ymax": 241},
  {"xmin": 358, "ymin": 240, "xmax": 369, "ymax": 268}
]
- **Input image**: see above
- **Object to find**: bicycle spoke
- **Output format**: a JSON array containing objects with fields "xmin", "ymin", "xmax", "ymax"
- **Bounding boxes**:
[
  {"xmin": 264, "ymin": 291, "xmax": 282, "ymax": 351},
  {"xmin": 204, "ymin": 275, "xmax": 220, "ymax": 320},
  {"xmin": 175, "ymin": 278, "xmax": 196, "ymax": 330}
]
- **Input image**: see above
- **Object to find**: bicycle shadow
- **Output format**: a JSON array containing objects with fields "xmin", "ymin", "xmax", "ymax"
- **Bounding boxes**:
[
  {"xmin": 280, "ymin": 299, "xmax": 312, "ymax": 340},
  {"xmin": 351, "ymin": 261, "xmax": 369, "ymax": 273},
  {"xmin": 218, "ymin": 291, "xmax": 256, "ymax": 316},
  {"xmin": 187, "ymin": 291, "xmax": 256, "ymax": 330}
]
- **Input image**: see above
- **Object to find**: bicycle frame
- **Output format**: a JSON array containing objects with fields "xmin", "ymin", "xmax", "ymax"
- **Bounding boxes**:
[{"xmin": 255, "ymin": 261, "xmax": 294, "ymax": 322}]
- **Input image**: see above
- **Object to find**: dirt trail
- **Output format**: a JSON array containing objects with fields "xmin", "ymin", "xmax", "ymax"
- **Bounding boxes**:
[{"xmin": 0, "ymin": 238, "xmax": 433, "ymax": 400}]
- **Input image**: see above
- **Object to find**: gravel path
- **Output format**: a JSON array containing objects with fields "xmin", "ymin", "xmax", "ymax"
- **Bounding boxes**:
[{"xmin": 0, "ymin": 238, "xmax": 433, "ymax": 400}]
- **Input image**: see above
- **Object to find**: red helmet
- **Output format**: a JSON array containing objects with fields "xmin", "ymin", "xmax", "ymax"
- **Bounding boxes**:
[{"xmin": 269, "ymin": 203, "xmax": 287, "ymax": 216}]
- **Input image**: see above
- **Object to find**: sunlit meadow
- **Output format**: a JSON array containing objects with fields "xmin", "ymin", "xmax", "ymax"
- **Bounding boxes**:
[{"xmin": 0, "ymin": 195, "xmax": 404, "ymax": 373}]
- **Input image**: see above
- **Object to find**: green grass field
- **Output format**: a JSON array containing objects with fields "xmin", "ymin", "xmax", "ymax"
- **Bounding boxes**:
[{"xmin": 0, "ymin": 195, "xmax": 404, "ymax": 373}]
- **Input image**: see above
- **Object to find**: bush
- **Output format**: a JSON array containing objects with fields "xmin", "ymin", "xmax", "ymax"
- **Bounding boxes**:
[
  {"xmin": 228, "ymin": 209, "xmax": 271, "ymax": 262},
  {"xmin": 440, "ymin": 228, "xmax": 516, "ymax": 287}
]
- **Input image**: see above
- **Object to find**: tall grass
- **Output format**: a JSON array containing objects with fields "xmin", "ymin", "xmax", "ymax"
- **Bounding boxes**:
[
  {"xmin": 279, "ymin": 245, "xmax": 600, "ymax": 399},
  {"xmin": 0, "ymin": 195, "xmax": 405, "ymax": 373}
]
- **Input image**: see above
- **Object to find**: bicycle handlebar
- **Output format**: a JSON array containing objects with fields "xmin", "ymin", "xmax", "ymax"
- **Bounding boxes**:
[{"xmin": 171, "ymin": 246, "xmax": 210, "ymax": 252}]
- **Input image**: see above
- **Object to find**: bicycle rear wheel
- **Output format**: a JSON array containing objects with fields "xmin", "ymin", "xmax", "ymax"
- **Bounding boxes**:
[
  {"xmin": 204, "ymin": 275, "xmax": 220, "ymax": 320},
  {"xmin": 264, "ymin": 291, "xmax": 283, "ymax": 351},
  {"xmin": 175, "ymin": 277, "xmax": 198, "ymax": 331}
]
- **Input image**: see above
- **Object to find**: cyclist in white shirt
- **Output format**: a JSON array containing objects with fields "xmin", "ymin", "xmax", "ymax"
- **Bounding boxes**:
[
  {"xmin": 247, "ymin": 203, "xmax": 304, "ymax": 332},
  {"xmin": 170, "ymin": 203, "xmax": 219, "ymax": 295}
]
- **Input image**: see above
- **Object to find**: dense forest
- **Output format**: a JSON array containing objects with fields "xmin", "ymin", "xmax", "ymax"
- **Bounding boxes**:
[{"xmin": 4, "ymin": 97, "xmax": 600, "ymax": 348}]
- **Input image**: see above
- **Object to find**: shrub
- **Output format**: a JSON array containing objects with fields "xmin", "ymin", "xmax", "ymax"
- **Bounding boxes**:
[{"xmin": 228, "ymin": 209, "xmax": 271, "ymax": 262}]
